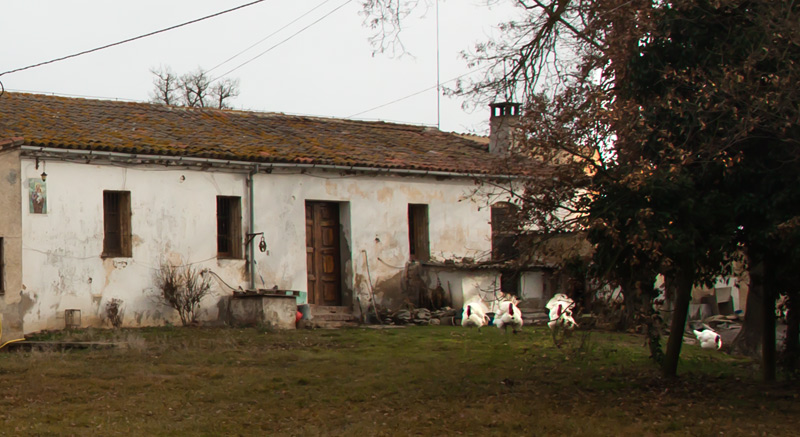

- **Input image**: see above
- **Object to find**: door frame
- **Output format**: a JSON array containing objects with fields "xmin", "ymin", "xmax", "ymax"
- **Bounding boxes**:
[{"xmin": 305, "ymin": 201, "xmax": 343, "ymax": 306}]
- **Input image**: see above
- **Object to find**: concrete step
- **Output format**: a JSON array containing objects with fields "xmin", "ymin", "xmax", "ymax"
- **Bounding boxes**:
[
  {"xmin": 313, "ymin": 313, "xmax": 358, "ymax": 322},
  {"xmin": 522, "ymin": 311, "xmax": 548, "ymax": 322},
  {"xmin": 305, "ymin": 305, "xmax": 359, "ymax": 329},
  {"xmin": 518, "ymin": 298, "xmax": 544, "ymax": 310},
  {"xmin": 305, "ymin": 320, "xmax": 360, "ymax": 329},
  {"xmin": 309, "ymin": 305, "xmax": 354, "ymax": 316}
]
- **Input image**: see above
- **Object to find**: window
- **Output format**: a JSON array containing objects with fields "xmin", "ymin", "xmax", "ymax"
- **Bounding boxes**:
[
  {"xmin": 491, "ymin": 202, "xmax": 519, "ymax": 261},
  {"xmin": 500, "ymin": 271, "xmax": 520, "ymax": 296},
  {"xmin": 103, "ymin": 191, "xmax": 132, "ymax": 257},
  {"xmin": 408, "ymin": 204, "xmax": 430, "ymax": 261},
  {"xmin": 0, "ymin": 237, "xmax": 5, "ymax": 295},
  {"xmin": 217, "ymin": 196, "xmax": 242, "ymax": 259}
]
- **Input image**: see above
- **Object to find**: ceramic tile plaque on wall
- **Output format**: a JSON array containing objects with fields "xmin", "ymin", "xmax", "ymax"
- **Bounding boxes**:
[{"xmin": 28, "ymin": 178, "xmax": 47, "ymax": 214}]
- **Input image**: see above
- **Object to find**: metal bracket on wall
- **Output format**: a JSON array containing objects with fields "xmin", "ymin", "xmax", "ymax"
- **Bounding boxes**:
[{"xmin": 246, "ymin": 232, "xmax": 267, "ymax": 253}]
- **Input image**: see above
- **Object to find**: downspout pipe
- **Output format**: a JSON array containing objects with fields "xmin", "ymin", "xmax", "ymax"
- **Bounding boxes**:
[{"xmin": 249, "ymin": 164, "xmax": 258, "ymax": 290}]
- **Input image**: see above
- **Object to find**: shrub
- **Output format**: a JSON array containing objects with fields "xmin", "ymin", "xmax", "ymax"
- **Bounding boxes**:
[
  {"xmin": 155, "ymin": 262, "xmax": 211, "ymax": 326},
  {"xmin": 105, "ymin": 298, "xmax": 124, "ymax": 329}
]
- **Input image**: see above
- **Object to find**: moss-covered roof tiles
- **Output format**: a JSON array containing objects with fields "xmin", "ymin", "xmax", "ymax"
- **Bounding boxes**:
[{"xmin": 0, "ymin": 93, "xmax": 524, "ymax": 176}]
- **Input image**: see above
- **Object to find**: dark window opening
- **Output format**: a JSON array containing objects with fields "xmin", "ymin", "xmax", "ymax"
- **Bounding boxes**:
[
  {"xmin": 103, "ymin": 191, "xmax": 132, "ymax": 258},
  {"xmin": 491, "ymin": 202, "xmax": 519, "ymax": 261},
  {"xmin": 217, "ymin": 196, "xmax": 243, "ymax": 259},
  {"xmin": 500, "ymin": 271, "xmax": 520, "ymax": 296},
  {"xmin": 408, "ymin": 204, "xmax": 430, "ymax": 262}
]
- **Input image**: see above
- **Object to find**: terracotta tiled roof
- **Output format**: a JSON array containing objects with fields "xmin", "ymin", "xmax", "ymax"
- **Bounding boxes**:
[{"xmin": 0, "ymin": 92, "xmax": 526, "ymax": 176}]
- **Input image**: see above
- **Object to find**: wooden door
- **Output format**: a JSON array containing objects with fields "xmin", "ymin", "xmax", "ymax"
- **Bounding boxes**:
[{"xmin": 305, "ymin": 201, "xmax": 341, "ymax": 306}]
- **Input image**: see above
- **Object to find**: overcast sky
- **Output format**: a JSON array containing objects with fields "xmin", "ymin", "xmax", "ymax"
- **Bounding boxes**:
[{"xmin": 0, "ymin": 0, "xmax": 519, "ymax": 134}]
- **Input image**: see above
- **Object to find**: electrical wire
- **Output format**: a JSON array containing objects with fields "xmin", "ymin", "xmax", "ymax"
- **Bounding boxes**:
[
  {"xmin": 0, "ymin": 0, "xmax": 270, "ymax": 78},
  {"xmin": 346, "ymin": 63, "xmax": 496, "ymax": 119},
  {"xmin": 211, "ymin": 0, "xmax": 353, "ymax": 82},
  {"xmin": 202, "ymin": 269, "xmax": 243, "ymax": 292},
  {"xmin": 207, "ymin": 0, "xmax": 335, "ymax": 75}
]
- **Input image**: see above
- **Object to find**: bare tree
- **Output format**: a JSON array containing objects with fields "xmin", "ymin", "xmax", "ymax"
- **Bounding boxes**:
[
  {"xmin": 149, "ymin": 66, "xmax": 180, "ymax": 106},
  {"xmin": 361, "ymin": 0, "xmax": 428, "ymax": 57},
  {"xmin": 361, "ymin": 1, "xmax": 599, "ymax": 104},
  {"xmin": 149, "ymin": 66, "xmax": 240, "ymax": 109},
  {"xmin": 210, "ymin": 78, "xmax": 240, "ymax": 110},
  {"xmin": 179, "ymin": 68, "xmax": 212, "ymax": 108}
]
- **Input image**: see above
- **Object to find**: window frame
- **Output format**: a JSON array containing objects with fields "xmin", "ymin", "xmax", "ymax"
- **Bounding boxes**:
[
  {"xmin": 216, "ymin": 196, "xmax": 243, "ymax": 259},
  {"xmin": 491, "ymin": 202, "xmax": 519, "ymax": 261},
  {"xmin": 408, "ymin": 204, "xmax": 430, "ymax": 262},
  {"xmin": 102, "ymin": 191, "xmax": 132, "ymax": 258}
]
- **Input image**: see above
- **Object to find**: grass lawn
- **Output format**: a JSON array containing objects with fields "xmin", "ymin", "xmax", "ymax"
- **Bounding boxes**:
[{"xmin": 0, "ymin": 325, "xmax": 796, "ymax": 436}]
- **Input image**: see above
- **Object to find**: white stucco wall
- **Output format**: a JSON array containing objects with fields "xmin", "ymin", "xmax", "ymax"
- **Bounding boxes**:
[
  {"xmin": 520, "ymin": 271, "xmax": 545, "ymax": 301},
  {"xmin": 256, "ymin": 172, "xmax": 493, "ymax": 309},
  {"xmin": 18, "ymin": 157, "xmax": 494, "ymax": 333},
  {"xmin": 20, "ymin": 159, "xmax": 249, "ymax": 332}
]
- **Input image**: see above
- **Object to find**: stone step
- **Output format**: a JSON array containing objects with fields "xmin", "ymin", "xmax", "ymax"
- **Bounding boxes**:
[
  {"xmin": 309, "ymin": 305, "xmax": 354, "ymax": 316},
  {"xmin": 310, "ymin": 320, "xmax": 360, "ymax": 329},
  {"xmin": 313, "ymin": 313, "xmax": 358, "ymax": 322},
  {"xmin": 303, "ymin": 305, "xmax": 359, "ymax": 329},
  {"xmin": 518, "ymin": 299, "xmax": 544, "ymax": 310},
  {"xmin": 521, "ymin": 311, "xmax": 548, "ymax": 322}
]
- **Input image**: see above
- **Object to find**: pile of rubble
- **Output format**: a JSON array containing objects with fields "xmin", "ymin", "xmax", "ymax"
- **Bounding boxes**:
[
  {"xmin": 367, "ymin": 306, "xmax": 459, "ymax": 326},
  {"xmin": 682, "ymin": 314, "xmax": 743, "ymax": 347}
]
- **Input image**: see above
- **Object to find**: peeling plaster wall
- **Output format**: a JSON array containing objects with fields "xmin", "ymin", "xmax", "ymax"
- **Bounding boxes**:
[
  {"xmin": 20, "ymin": 159, "xmax": 248, "ymax": 333},
  {"xmin": 18, "ymin": 158, "xmax": 494, "ymax": 333},
  {"xmin": 0, "ymin": 149, "xmax": 24, "ymax": 341},
  {"xmin": 253, "ymin": 172, "xmax": 493, "ymax": 310}
]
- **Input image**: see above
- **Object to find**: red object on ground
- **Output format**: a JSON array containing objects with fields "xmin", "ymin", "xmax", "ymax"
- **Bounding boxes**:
[{"xmin": 296, "ymin": 311, "xmax": 303, "ymax": 323}]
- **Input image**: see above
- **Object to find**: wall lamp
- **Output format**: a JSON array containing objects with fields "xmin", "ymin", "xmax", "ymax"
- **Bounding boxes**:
[{"xmin": 35, "ymin": 158, "xmax": 47, "ymax": 181}]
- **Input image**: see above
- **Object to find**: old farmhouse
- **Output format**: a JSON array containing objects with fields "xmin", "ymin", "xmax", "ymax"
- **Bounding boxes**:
[{"xmin": 0, "ymin": 93, "xmax": 550, "ymax": 338}]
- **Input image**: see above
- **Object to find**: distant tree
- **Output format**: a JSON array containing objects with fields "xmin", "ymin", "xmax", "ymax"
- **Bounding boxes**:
[
  {"xmin": 150, "ymin": 66, "xmax": 240, "ymax": 109},
  {"xmin": 149, "ymin": 66, "xmax": 180, "ymax": 106},
  {"xmin": 210, "ymin": 78, "xmax": 240, "ymax": 110},
  {"xmin": 178, "ymin": 68, "xmax": 211, "ymax": 108}
]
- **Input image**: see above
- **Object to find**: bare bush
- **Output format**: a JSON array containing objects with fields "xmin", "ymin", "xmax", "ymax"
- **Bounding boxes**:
[
  {"xmin": 105, "ymin": 298, "xmax": 124, "ymax": 329},
  {"xmin": 155, "ymin": 263, "xmax": 211, "ymax": 326},
  {"xmin": 150, "ymin": 66, "xmax": 240, "ymax": 109}
]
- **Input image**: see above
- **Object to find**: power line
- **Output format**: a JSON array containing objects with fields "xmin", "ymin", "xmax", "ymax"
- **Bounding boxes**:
[
  {"xmin": 211, "ymin": 0, "xmax": 353, "ymax": 82},
  {"xmin": 346, "ymin": 64, "xmax": 496, "ymax": 119},
  {"xmin": 207, "ymin": 0, "xmax": 335, "ymax": 75},
  {"xmin": 0, "ymin": 0, "xmax": 270, "ymax": 78}
]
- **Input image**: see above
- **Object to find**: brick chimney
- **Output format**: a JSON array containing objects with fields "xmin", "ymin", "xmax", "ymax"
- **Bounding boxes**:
[{"xmin": 488, "ymin": 102, "xmax": 521, "ymax": 155}]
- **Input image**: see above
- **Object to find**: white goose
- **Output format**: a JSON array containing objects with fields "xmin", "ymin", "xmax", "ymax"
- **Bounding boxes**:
[
  {"xmin": 693, "ymin": 328, "xmax": 722, "ymax": 350},
  {"xmin": 546, "ymin": 293, "xmax": 578, "ymax": 331},
  {"xmin": 461, "ymin": 301, "xmax": 489, "ymax": 330},
  {"xmin": 494, "ymin": 300, "xmax": 524, "ymax": 334}
]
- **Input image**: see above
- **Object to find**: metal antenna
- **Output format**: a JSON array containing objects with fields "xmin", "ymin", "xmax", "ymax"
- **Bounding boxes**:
[
  {"xmin": 503, "ymin": 60, "xmax": 510, "ymax": 101},
  {"xmin": 436, "ymin": 0, "xmax": 441, "ymax": 129}
]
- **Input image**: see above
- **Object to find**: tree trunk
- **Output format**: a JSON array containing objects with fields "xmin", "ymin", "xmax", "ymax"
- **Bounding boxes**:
[
  {"xmin": 784, "ymin": 294, "xmax": 800, "ymax": 373},
  {"xmin": 735, "ymin": 259, "xmax": 764, "ymax": 357},
  {"xmin": 762, "ymin": 256, "xmax": 777, "ymax": 381},
  {"xmin": 614, "ymin": 278, "xmax": 636, "ymax": 331},
  {"xmin": 662, "ymin": 270, "xmax": 693, "ymax": 378}
]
